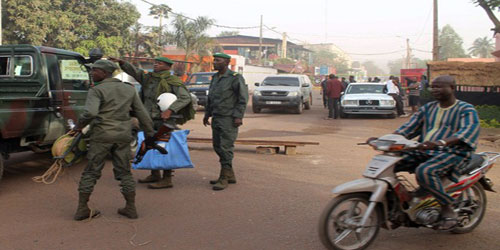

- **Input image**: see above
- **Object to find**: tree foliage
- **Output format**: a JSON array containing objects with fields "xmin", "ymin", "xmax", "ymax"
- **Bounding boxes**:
[
  {"xmin": 469, "ymin": 36, "xmax": 495, "ymax": 57},
  {"xmin": 3, "ymin": 0, "xmax": 140, "ymax": 56},
  {"xmin": 473, "ymin": 0, "xmax": 500, "ymax": 34},
  {"xmin": 387, "ymin": 57, "xmax": 428, "ymax": 75},
  {"xmin": 171, "ymin": 16, "xmax": 214, "ymax": 72},
  {"xmin": 311, "ymin": 49, "xmax": 349, "ymax": 74},
  {"xmin": 438, "ymin": 24, "xmax": 468, "ymax": 60},
  {"xmin": 362, "ymin": 61, "xmax": 385, "ymax": 76}
]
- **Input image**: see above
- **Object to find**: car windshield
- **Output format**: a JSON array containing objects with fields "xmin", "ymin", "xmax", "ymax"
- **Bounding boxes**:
[
  {"xmin": 187, "ymin": 73, "xmax": 214, "ymax": 85},
  {"xmin": 347, "ymin": 84, "xmax": 385, "ymax": 94},
  {"xmin": 262, "ymin": 77, "xmax": 300, "ymax": 86}
]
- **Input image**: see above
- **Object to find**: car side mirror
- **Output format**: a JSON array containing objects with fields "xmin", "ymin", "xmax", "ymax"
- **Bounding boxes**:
[
  {"xmin": 341, "ymin": 92, "xmax": 344, "ymax": 95},
  {"xmin": 255, "ymin": 82, "xmax": 260, "ymax": 86},
  {"xmin": 302, "ymin": 83, "xmax": 309, "ymax": 87}
]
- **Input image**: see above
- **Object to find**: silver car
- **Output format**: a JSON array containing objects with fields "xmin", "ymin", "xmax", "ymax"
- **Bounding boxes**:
[{"xmin": 340, "ymin": 82, "xmax": 396, "ymax": 118}]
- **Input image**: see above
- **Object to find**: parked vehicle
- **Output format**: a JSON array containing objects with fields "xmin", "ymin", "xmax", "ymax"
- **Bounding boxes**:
[
  {"xmin": 185, "ymin": 72, "xmax": 215, "ymax": 108},
  {"xmin": 340, "ymin": 82, "xmax": 396, "ymax": 118},
  {"xmin": 318, "ymin": 134, "xmax": 499, "ymax": 250},
  {"xmin": 252, "ymin": 74, "xmax": 312, "ymax": 114},
  {"xmin": 0, "ymin": 45, "xmax": 102, "ymax": 183}
]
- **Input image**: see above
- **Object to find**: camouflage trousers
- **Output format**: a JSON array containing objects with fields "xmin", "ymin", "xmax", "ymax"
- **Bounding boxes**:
[
  {"xmin": 78, "ymin": 141, "xmax": 135, "ymax": 193},
  {"xmin": 211, "ymin": 116, "xmax": 239, "ymax": 169}
]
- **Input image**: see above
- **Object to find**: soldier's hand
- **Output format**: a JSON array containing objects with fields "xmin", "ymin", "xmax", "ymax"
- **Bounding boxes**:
[
  {"xmin": 108, "ymin": 57, "xmax": 124, "ymax": 65},
  {"xmin": 233, "ymin": 118, "xmax": 243, "ymax": 127},
  {"xmin": 161, "ymin": 109, "xmax": 172, "ymax": 120},
  {"xmin": 203, "ymin": 116, "xmax": 211, "ymax": 126},
  {"xmin": 144, "ymin": 136, "xmax": 156, "ymax": 148}
]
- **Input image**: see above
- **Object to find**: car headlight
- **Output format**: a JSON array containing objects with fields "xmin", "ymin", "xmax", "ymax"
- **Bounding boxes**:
[
  {"xmin": 380, "ymin": 100, "xmax": 395, "ymax": 106},
  {"xmin": 254, "ymin": 90, "xmax": 261, "ymax": 96},
  {"xmin": 287, "ymin": 91, "xmax": 299, "ymax": 97},
  {"xmin": 342, "ymin": 100, "xmax": 358, "ymax": 106}
]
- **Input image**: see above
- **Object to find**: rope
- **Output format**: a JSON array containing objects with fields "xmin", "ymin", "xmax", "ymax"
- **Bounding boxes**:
[{"xmin": 32, "ymin": 159, "xmax": 64, "ymax": 184}]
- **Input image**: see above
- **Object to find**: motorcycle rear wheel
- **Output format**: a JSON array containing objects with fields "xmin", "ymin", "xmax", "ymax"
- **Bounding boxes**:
[
  {"xmin": 451, "ymin": 183, "xmax": 486, "ymax": 234},
  {"xmin": 318, "ymin": 193, "xmax": 382, "ymax": 250}
]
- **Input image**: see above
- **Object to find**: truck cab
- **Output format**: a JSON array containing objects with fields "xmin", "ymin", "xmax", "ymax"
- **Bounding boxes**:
[
  {"xmin": 0, "ymin": 45, "xmax": 98, "ymax": 182},
  {"xmin": 185, "ymin": 72, "xmax": 216, "ymax": 108}
]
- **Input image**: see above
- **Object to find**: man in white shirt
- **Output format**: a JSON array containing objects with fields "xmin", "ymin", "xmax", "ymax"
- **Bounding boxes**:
[{"xmin": 386, "ymin": 76, "xmax": 408, "ymax": 117}]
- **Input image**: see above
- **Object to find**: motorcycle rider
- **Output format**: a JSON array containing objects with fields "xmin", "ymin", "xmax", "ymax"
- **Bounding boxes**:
[{"xmin": 371, "ymin": 75, "xmax": 480, "ymax": 229}]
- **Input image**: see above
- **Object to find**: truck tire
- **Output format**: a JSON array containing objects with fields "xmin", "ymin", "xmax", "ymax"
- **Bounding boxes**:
[
  {"xmin": 304, "ymin": 96, "xmax": 311, "ymax": 110},
  {"xmin": 0, "ymin": 154, "xmax": 4, "ymax": 184},
  {"xmin": 252, "ymin": 105, "xmax": 261, "ymax": 113},
  {"xmin": 294, "ymin": 102, "xmax": 303, "ymax": 114}
]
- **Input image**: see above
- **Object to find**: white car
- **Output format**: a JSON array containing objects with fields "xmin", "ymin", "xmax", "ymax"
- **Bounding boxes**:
[{"xmin": 340, "ymin": 82, "xmax": 396, "ymax": 118}]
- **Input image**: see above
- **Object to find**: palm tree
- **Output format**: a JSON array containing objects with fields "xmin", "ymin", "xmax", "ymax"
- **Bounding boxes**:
[
  {"xmin": 172, "ymin": 16, "xmax": 214, "ymax": 72},
  {"xmin": 468, "ymin": 36, "xmax": 495, "ymax": 58},
  {"xmin": 149, "ymin": 4, "xmax": 171, "ymax": 47}
]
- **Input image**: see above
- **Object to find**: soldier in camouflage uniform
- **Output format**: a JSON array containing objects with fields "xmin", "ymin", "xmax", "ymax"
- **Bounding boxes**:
[
  {"xmin": 203, "ymin": 53, "xmax": 248, "ymax": 191},
  {"xmin": 74, "ymin": 60, "xmax": 155, "ymax": 220},
  {"xmin": 110, "ymin": 56, "xmax": 194, "ymax": 189}
]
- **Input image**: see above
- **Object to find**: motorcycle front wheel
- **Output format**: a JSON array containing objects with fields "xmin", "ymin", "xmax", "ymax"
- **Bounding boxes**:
[
  {"xmin": 318, "ymin": 193, "xmax": 382, "ymax": 250},
  {"xmin": 451, "ymin": 182, "xmax": 486, "ymax": 234}
]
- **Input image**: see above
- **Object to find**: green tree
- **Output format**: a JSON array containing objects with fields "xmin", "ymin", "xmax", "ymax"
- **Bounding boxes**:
[
  {"xmin": 469, "ymin": 36, "xmax": 495, "ymax": 57},
  {"xmin": 171, "ymin": 16, "xmax": 214, "ymax": 72},
  {"xmin": 311, "ymin": 49, "xmax": 349, "ymax": 74},
  {"xmin": 362, "ymin": 61, "xmax": 385, "ymax": 76},
  {"xmin": 217, "ymin": 31, "xmax": 240, "ymax": 37},
  {"xmin": 387, "ymin": 57, "xmax": 428, "ymax": 75},
  {"xmin": 3, "ymin": 0, "xmax": 140, "ymax": 56},
  {"xmin": 149, "ymin": 4, "xmax": 171, "ymax": 47},
  {"xmin": 473, "ymin": 0, "xmax": 500, "ymax": 34},
  {"xmin": 438, "ymin": 24, "xmax": 468, "ymax": 60}
]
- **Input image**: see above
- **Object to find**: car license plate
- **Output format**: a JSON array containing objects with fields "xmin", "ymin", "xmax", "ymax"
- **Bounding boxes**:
[{"xmin": 266, "ymin": 101, "xmax": 281, "ymax": 104}]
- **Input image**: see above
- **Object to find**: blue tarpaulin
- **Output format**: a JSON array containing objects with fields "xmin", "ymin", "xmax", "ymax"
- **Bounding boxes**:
[{"xmin": 132, "ymin": 130, "xmax": 194, "ymax": 170}]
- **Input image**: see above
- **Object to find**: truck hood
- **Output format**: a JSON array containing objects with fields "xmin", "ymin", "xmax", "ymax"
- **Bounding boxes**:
[
  {"xmin": 342, "ymin": 93, "xmax": 393, "ymax": 101},
  {"xmin": 256, "ymin": 86, "xmax": 301, "ymax": 92},
  {"xmin": 186, "ymin": 84, "xmax": 209, "ymax": 90}
]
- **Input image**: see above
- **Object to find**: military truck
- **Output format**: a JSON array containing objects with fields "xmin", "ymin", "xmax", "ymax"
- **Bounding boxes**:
[{"xmin": 0, "ymin": 45, "xmax": 102, "ymax": 183}]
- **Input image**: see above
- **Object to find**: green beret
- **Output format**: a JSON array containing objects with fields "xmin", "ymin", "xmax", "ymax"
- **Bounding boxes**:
[
  {"xmin": 213, "ymin": 52, "xmax": 231, "ymax": 59},
  {"xmin": 155, "ymin": 56, "xmax": 174, "ymax": 65},
  {"xmin": 86, "ymin": 59, "xmax": 118, "ymax": 74}
]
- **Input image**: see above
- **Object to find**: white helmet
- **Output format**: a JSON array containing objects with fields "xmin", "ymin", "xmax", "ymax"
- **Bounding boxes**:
[{"xmin": 157, "ymin": 93, "xmax": 177, "ymax": 112}]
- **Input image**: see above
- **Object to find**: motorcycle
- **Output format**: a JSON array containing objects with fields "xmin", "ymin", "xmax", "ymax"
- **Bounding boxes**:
[{"xmin": 318, "ymin": 134, "xmax": 499, "ymax": 250}]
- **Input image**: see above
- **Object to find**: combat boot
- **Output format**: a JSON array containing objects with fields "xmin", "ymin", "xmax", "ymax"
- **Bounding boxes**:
[
  {"xmin": 117, "ymin": 192, "xmax": 138, "ymax": 219},
  {"xmin": 74, "ymin": 192, "xmax": 100, "ymax": 221},
  {"xmin": 209, "ymin": 168, "xmax": 237, "ymax": 184},
  {"xmin": 138, "ymin": 170, "xmax": 161, "ymax": 183},
  {"xmin": 212, "ymin": 169, "xmax": 230, "ymax": 191},
  {"xmin": 148, "ymin": 170, "xmax": 173, "ymax": 189}
]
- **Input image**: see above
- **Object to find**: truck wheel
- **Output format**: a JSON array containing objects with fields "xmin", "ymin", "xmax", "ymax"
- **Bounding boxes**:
[
  {"xmin": 0, "ymin": 154, "xmax": 4, "ymax": 184},
  {"xmin": 252, "ymin": 105, "xmax": 261, "ymax": 113},
  {"xmin": 304, "ymin": 98, "xmax": 311, "ymax": 110},
  {"xmin": 294, "ymin": 102, "xmax": 303, "ymax": 114}
]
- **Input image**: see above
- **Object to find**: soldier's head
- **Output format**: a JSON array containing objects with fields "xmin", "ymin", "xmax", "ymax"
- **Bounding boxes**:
[
  {"xmin": 86, "ymin": 60, "xmax": 118, "ymax": 82},
  {"xmin": 154, "ymin": 57, "xmax": 174, "ymax": 73},
  {"xmin": 431, "ymin": 75, "xmax": 456, "ymax": 101},
  {"xmin": 213, "ymin": 53, "xmax": 231, "ymax": 72}
]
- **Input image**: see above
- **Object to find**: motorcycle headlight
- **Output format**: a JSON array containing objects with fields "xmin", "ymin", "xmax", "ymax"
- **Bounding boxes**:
[
  {"xmin": 380, "ymin": 100, "xmax": 395, "ymax": 106},
  {"xmin": 287, "ymin": 91, "xmax": 299, "ymax": 97},
  {"xmin": 253, "ymin": 90, "xmax": 261, "ymax": 96},
  {"xmin": 342, "ymin": 100, "xmax": 358, "ymax": 106}
]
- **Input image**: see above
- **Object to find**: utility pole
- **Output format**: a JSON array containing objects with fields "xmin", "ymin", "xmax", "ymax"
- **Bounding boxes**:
[
  {"xmin": 258, "ymin": 15, "xmax": 263, "ymax": 65},
  {"xmin": 281, "ymin": 32, "xmax": 287, "ymax": 59},
  {"xmin": 0, "ymin": 0, "xmax": 2, "ymax": 45},
  {"xmin": 432, "ymin": 0, "xmax": 439, "ymax": 61},
  {"xmin": 406, "ymin": 38, "xmax": 412, "ymax": 68}
]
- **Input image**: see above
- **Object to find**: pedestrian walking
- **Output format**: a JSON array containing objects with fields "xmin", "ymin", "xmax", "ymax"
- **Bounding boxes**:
[
  {"xmin": 326, "ymin": 74, "xmax": 344, "ymax": 119},
  {"xmin": 203, "ymin": 53, "xmax": 249, "ymax": 191},
  {"xmin": 321, "ymin": 75, "xmax": 328, "ymax": 108},
  {"xmin": 341, "ymin": 77, "xmax": 349, "ymax": 90},
  {"xmin": 386, "ymin": 76, "xmax": 408, "ymax": 117},
  {"xmin": 73, "ymin": 60, "xmax": 155, "ymax": 220},
  {"xmin": 349, "ymin": 75, "xmax": 356, "ymax": 83},
  {"xmin": 406, "ymin": 77, "xmax": 421, "ymax": 114},
  {"xmin": 109, "ymin": 56, "xmax": 195, "ymax": 189}
]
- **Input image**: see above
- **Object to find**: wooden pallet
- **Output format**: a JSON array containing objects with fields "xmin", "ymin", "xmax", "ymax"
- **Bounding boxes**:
[{"xmin": 187, "ymin": 137, "xmax": 319, "ymax": 155}]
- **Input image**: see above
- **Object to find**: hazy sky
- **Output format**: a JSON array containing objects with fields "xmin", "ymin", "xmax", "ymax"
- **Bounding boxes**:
[{"xmin": 128, "ymin": 0, "xmax": 497, "ymax": 68}]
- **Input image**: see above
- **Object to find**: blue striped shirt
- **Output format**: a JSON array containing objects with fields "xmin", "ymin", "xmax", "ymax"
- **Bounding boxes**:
[{"xmin": 395, "ymin": 100, "xmax": 480, "ymax": 155}]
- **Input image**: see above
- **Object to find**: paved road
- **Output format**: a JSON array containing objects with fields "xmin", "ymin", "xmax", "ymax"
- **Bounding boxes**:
[{"xmin": 1, "ymin": 90, "xmax": 499, "ymax": 250}]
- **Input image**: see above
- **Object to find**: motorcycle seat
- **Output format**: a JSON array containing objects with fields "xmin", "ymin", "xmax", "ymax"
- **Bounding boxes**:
[{"xmin": 456, "ymin": 154, "xmax": 485, "ymax": 175}]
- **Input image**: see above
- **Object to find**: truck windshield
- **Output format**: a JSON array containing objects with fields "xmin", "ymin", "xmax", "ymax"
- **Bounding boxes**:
[
  {"xmin": 262, "ymin": 77, "xmax": 299, "ymax": 86},
  {"xmin": 188, "ymin": 74, "xmax": 213, "ymax": 85},
  {"xmin": 347, "ymin": 84, "xmax": 385, "ymax": 94}
]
